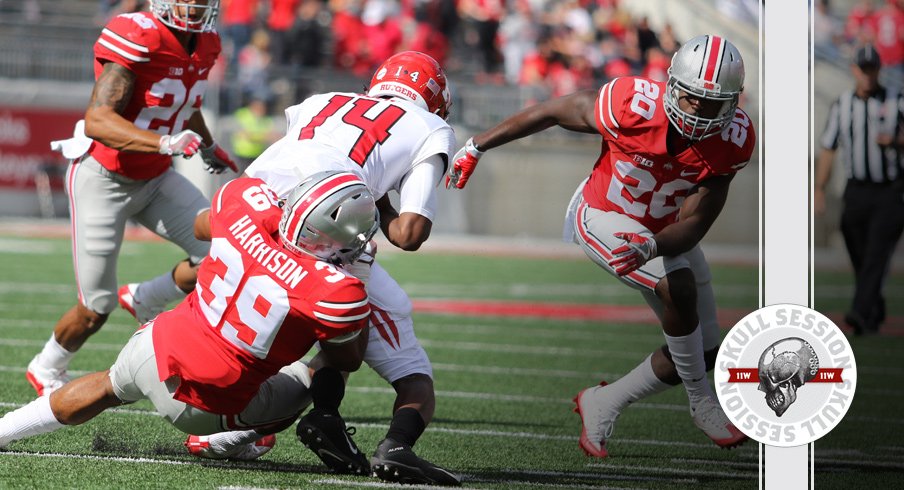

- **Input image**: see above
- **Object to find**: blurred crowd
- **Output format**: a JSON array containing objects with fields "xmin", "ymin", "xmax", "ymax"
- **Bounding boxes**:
[
  {"xmin": 815, "ymin": 0, "xmax": 904, "ymax": 85},
  {"xmin": 95, "ymin": 0, "xmax": 693, "ymax": 104}
]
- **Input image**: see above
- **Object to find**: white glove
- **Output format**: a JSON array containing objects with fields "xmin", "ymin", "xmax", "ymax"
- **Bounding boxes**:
[
  {"xmin": 158, "ymin": 130, "xmax": 202, "ymax": 156},
  {"xmin": 608, "ymin": 232, "xmax": 657, "ymax": 276}
]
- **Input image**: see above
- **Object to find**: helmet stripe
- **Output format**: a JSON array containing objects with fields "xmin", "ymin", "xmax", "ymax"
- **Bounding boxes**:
[
  {"xmin": 286, "ymin": 173, "xmax": 361, "ymax": 245},
  {"xmin": 703, "ymin": 35, "xmax": 724, "ymax": 84}
]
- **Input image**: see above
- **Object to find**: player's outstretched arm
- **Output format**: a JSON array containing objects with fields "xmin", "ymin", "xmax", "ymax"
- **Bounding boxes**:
[
  {"xmin": 84, "ymin": 63, "xmax": 171, "ymax": 153},
  {"xmin": 654, "ymin": 174, "xmax": 734, "ymax": 257},
  {"xmin": 447, "ymin": 89, "xmax": 598, "ymax": 189}
]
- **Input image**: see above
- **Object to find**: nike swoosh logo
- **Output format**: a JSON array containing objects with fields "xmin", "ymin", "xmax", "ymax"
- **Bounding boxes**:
[
  {"xmin": 198, "ymin": 67, "xmax": 209, "ymax": 75},
  {"xmin": 680, "ymin": 169, "xmax": 699, "ymax": 177},
  {"xmin": 344, "ymin": 433, "xmax": 358, "ymax": 454}
]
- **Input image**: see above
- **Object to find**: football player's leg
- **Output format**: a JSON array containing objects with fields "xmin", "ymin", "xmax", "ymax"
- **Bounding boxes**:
[
  {"xmin": 28, "ymin": 158, "xmax": 128, "ymax": 395},
  {"xmin": 110, "ymin": 323, "xmax": 276, "ymax": 460},
  {"xmin": 571, "ymin": 205, "xmax": 673, "ymax": 457},
  {"xmin": 125, "ymin": 170, "xmax": 210, "ymax": 322},
  {"xmin": 363, "ymin": 263, "xmax": 460, "ymax": 486},
  {"xmin": 650, "ymin": 252, "xmax": 745, "ymax": 448},
  {"xmin": 187, "ymin": 361, "xmax": 312, "ymax": 461},
  {"xmin": 295, "ymin": 365, "xmax": 371, "ymax": 474},
  {"xmin": 3, "ymin": 316, "xmax": 155, "ymax": 449},
  {"xmin": 0, "ymin": 371, "xmax": 121, "ymax": 449}
]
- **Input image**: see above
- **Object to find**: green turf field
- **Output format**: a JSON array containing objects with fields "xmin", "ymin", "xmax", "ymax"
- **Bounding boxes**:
[{"xmin": 0, "ymin": 236, "xmax": 900, "ymax": 489}]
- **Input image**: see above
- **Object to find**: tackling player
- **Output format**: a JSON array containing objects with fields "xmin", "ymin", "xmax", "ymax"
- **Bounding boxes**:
[
  {"xmin": 447, "ymin": 35, "xmax": 754, "ymax": 457},
  {"xmin": 243, "ymin": 51, "xmax": 461, "ymax": 485},
  {"xmin": 0, "ymin": 171, "xmax": 377, "ymax": 462},
  {"xmin": 26, "ymin": 0, "xmax": 238, "ymax": 397}
]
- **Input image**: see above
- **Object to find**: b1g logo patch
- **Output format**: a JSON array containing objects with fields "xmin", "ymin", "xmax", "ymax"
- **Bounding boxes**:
[{"xmin": 715, "ymin": 304, "xmax": 857, "ymax": 447}]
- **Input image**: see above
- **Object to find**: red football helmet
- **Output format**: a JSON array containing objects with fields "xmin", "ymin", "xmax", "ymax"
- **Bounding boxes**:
[{"xmin": 367, "ymin": 51, "xmax": 452, "ymax": 120}]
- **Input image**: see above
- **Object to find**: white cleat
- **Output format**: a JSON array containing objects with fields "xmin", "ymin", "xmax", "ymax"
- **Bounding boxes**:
[
  {"xmin": 185, "ymin": 434, "xmax": 276, "ymax": 461},
  {"xmin": 25, "ymin": 355, "xmax": 71, "ymax": 396},
  {"xmin": 573, "ymin": 381, "xmax": 619, "ymax": 458},
  {"xmin": 118, "ymin": 283, "xmax": 163, "ymax": 324},
  {"xmin": 691, "ymin": 396, "xmax": 748, "ymax": 449}
]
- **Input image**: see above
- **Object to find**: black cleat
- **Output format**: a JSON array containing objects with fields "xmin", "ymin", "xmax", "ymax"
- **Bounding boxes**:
[
  {"xmin": 370, "ymin": 438, "xmax": 461, "ymax": 486},
  {"xmin": 296, "ymin": 410, "xmax": 370, "ymax": 475}
]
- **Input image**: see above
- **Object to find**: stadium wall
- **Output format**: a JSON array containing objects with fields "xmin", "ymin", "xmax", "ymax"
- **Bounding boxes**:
[{"xmin": 0, "ymin": 79, "xmax": 758, "ymax": 244}]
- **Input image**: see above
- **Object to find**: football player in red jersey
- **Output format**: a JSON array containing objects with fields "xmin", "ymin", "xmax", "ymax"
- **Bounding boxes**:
[
  {"xmin": 447, "ymin": 35, "xmax": 754, "ymax": 457},
  {"xmin": 1, "ymin": 171, "xmax": 377, "ymax": 464},
  {"xmin": 27, "ymin": 0, "xmax": 239, "ymax": 397},
  {"xmin": 244, "ymin": 51, "xmax": 461, "ymax": 485}
]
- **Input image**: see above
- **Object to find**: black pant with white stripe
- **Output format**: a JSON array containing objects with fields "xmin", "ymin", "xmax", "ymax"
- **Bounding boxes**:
[{"xmin": 840, "ymin": 180, "xmax": 904, "ymax": 333}]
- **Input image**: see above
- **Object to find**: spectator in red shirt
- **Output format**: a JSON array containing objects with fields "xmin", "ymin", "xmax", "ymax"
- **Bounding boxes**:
[
  {"xmin": 267, "ymin": 0, "xmax": 300, "ymax": 66},
  {"xmin": 359, "ymin": 0, "xmax": 404, "ymax": 75},
  {"xmin": 330, "ymin": 0, "xmax": 365, "ymax": 71},
  {"xmin": 221, "ymin": 0, "xmax": 260, "ymax": 66},
  {"xmin": 871, "ymin": 0, "xmax": 904, "ymax": 82}
]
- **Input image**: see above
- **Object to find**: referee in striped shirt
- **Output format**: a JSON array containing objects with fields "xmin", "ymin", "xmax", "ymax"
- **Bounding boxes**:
[{"xmin": 816, "ymin": 44, "xmax": 904, "ymax": 336}]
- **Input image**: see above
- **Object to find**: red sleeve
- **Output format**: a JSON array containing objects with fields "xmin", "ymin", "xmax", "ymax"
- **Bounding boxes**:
[
  {"xmin": 712, "ymin": 108, "xmax": 757, "ymax": 175},
  {"xmin": 311, "ymin": 280, "xmax": 370, "ymax": 340},
  {"xmin": 94, "ymin": 13, "xmax": 161, "ymax": 70},
  {"xmin": 594, "ymin": 77, "xmax": 633, "ymax": 141}
]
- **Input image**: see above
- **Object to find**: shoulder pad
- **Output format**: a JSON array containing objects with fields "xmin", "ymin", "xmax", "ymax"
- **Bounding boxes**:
[
  {"xmin": 595, "ymin": 77, "xmax": 636, "ymax": 139},
  {"xmin": 96, "ymin": 13, "xmax": 163, "ymax": 64}
]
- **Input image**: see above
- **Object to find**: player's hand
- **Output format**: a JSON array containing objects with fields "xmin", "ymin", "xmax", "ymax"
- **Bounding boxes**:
[
  {"xmin": 158, "ymin": 130, "xmax": 202, "ymax": 157},
  {"xmin": 608, "ymin": 232, "xmax": 657, "ymax": 276},
  {"xmin": 445, "ymin": 137, "xmax": 484, "ymax": 189},
  {"xmin": 199, "ymin": 142, "xmax": 239, "ymax": 174}
]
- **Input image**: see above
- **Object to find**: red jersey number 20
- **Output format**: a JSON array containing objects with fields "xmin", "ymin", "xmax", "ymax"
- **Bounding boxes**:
[{"xmin": 299, "ymin": 95, "xmax": 406, "ymax": 166}]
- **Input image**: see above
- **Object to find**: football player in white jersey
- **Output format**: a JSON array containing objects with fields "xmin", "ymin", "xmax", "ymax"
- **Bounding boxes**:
[
  {"xmin": 447, "ymin": 35, "xmax": 753, "ymax": 458},
  {"xmin": 244, "ymin": 51, "xmax": 460, "ymax": 486}
]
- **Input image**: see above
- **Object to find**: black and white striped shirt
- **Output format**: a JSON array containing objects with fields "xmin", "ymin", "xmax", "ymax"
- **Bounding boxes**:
[{"xmin": 820, "ymin": 86, "xmax": 904, "ymax": 184}]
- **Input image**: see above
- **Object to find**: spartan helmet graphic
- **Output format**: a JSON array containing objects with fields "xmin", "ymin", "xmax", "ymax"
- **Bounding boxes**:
[{"xmin": 757, "ymin": 338, "xmax": 820, "ymax": 417}]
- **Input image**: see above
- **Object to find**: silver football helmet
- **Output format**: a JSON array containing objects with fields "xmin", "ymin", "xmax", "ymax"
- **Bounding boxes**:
[
  {"xmin": 150, "ymin": 0, "xmax": 220, "ymax": 33},
  {"xmin": 279, "ymin": 171, "xmax": 379, "ymax": 266},
  {"xmin": 664, "ymin": 34, "xmax": 745, "ymax": 141}
]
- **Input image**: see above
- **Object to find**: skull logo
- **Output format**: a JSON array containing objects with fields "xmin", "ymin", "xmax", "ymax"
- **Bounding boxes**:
[{"xmin": 757, "ymin": 338, "xmax": 819, "ymax": 417}]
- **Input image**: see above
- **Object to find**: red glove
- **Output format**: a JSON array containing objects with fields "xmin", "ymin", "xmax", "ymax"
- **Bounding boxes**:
[
  {"xmin": 199, "ymin": 142, "xmax": 239, "ymax": 174},
  {"xmin": 158, "ymin": 130, "xmax": 202, "ymax": 157},
  {"xmin": 608, "ymin": 232, "xmax": 657, "ymax": 276},
  {"xmin": 445, "ymin": 138, "xmax": 484, "ymax": 189}
]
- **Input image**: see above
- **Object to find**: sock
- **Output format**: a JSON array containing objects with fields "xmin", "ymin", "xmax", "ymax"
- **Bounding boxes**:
[
  {"xmin": 664, "ymin": 326, "xmax": 714, "ymax": 406},
  {"xmin": 205, "ymin": 430, "xmax": 261, "ymax": 455},
  {"xmin": 35, "ymin": 334, "xmax": 75, "ymax": 371},
  {"xmin": 0, "ymin": 396, "xmax": 65, "ymax": 448},
  {"xmin": 310, "ymin": 367, "xmax": 345, "ymax": 415},
  {"xmin": 136, "ymin": 271, "xmax": 184, "ymax": 309},
  {"xmin": 384, "ymin": 407, "xmax": 425, "ymax": 448},
  {"xmin": 602, "ymin": 354, "xmax": 672, "ymax": 412}
]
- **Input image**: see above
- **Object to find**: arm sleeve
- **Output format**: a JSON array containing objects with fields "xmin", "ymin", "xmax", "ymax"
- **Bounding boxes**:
[
  {"xmin": 312, "ymin": 281, "xmax": 370, "ymax": 340},
  {"xmin": 820, "ymin": 100, "xmax": 841, "ymax": 151},
  {"xmin": 397, "ymin": 153, "xmax": 445, "ymax": 221},
  {"xmin": 595, "ymin": 77, "xmax": 627, "ymax": 140},
  {"xmin": 94, "ymin": 15, "xmax": 158, "ymax": 68}
]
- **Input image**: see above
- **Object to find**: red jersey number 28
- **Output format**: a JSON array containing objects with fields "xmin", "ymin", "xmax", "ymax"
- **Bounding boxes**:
[{"xmin": 299, "ymin": 95, "xmax": 406, "ymax": 166}]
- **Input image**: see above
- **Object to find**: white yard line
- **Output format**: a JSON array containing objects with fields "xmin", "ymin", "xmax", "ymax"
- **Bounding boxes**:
[{"xmin": 585, "ymin": 462, "xmax": 755, "ymax": 480}]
